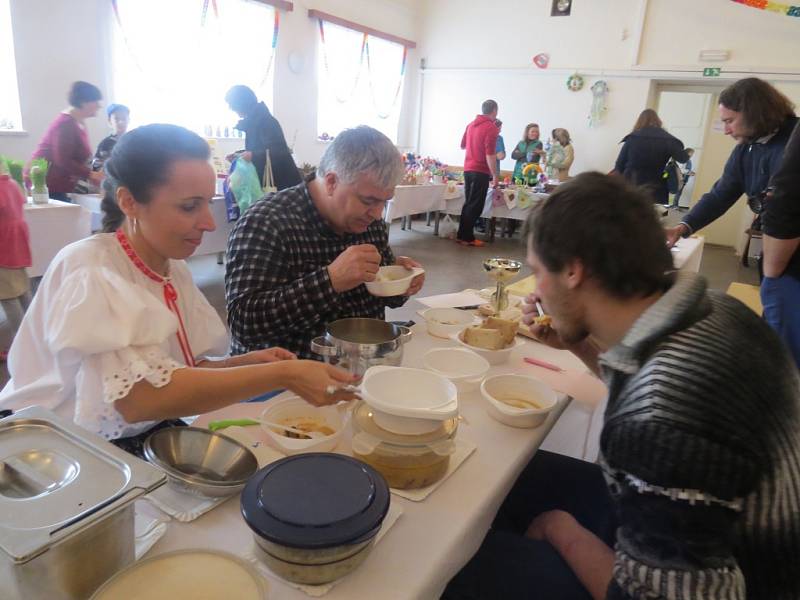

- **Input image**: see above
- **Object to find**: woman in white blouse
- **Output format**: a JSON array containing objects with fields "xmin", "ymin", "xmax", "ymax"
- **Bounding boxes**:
[{"xmin": 0, "ymin": 124, "xmax": 357, "ymax": 441}]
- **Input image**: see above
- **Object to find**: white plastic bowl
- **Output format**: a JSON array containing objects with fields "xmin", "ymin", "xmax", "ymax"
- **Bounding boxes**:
[
  {"xmin": 260, "ymin": 396, "xmax": 348, "ymax": 455},
  {"xmin": 480, "ymin": 375, "xmax": 558, "ymax": 428},
  {"xmin": 365, "ymin": 265, "xmax": 425, "ymax": 297},
  {"xmin": 422, "ymin": 347, "xmax": 490, "ymax": 393},
  {"xmin": 421, "ymin": 308, "xmax": 477, "ymax": 339},
  {"xmin": 452, "ymin": 330, "xmax": 524, "ymax": 365},
  {"xmin": 361, "ymin": 366, "xmax": 458, "ymax": 435}
]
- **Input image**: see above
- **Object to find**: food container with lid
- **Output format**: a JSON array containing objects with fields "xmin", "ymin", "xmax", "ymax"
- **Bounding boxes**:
[
  {"xmin": 0, "ymin": 406, "xmax": 166, "ymax": 600},
  {"xmin": 360, "ymin": 365, "xmax": 458, "ymax": 435},
  {"xmin": 351, "ymin": 400, "xmax": 458, "ymax": 489},
  {"xmin": 90, "ymin": 549, "xmax": 268, "ymax": 599},
  {"xmin": 310, "ymin": 318, "xmax": 412, "ymax": 377},
  {"xmin": 241, "ymin": 453, "xmax": 390, "ymax": 585}
]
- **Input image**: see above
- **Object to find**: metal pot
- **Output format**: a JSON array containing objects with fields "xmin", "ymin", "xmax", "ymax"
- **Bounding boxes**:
[
  {"xmin": 0, "ymin": 407, "xmax": 166, "ymax": 600},
  {"xmin": 310, "ymin": 318, "xmax": 413, "ymax": 377}
]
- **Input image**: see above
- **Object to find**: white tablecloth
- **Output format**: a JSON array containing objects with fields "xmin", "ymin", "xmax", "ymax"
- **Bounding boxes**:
[
  {"xmin": 69, "ymin": 193, "xmax": 233, "ymax": 258},
  {"xmin": 22, "ymin": 200, "xmax": 92, "ymax": 277},
  {"xmin": 384, "ymin": 183, "xmax": 447, "ymax": 222},
  {"xmin": 148, "ymin": 321, "xmax": 593, "ymax": 599},
  {"xmin": 441, "ymin": 186, "xmax": 547, "ymax": 222},
  {"xmin": 672, "ymin": 236, "xmax": 705, "ymax": 273}
]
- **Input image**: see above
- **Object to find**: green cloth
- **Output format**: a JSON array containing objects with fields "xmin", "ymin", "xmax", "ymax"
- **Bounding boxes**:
[{"xmin": 512, "ymin": 140, "xmax": 543, "ymax": 179}]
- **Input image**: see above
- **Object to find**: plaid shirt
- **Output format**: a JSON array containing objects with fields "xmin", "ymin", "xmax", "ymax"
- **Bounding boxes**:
[{"xmin": 225, "ymin": 179, "xmax": 406, "ymax": 358}]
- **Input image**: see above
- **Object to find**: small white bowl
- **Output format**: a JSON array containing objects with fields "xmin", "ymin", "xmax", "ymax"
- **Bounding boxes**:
[
  {"xmin": 365, "ymin": 265, "xmax": 425, "ymax": 297},
  {"xmin": 421, "ymin": 308, "xmax": 477, "ymax": 339},
  {"xmin": 481, "ymin": 375, "xmax": 558, "ymax": 428},
  {"xmin": 260, "ymin": 396, "xmax": 347, "ymax": 455},
  {"xmin": 452, "ymin": 330, "xmax": 524, "ymax": 365},
  {"xmin": 422, "ymin": 347, "xmax": 490, "ymax": 393}
]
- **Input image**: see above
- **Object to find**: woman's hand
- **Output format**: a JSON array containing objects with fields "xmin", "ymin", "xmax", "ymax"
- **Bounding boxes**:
[
  {"xmin": 243, "ymin": 347, "xmax": 297, "ymax": 364},
  {"xmin": 283, "ymin": 360, "xmax": 360, "ymax": 406}
]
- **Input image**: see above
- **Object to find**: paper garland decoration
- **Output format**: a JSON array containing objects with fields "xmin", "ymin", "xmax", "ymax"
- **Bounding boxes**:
[
  {"xmin": 730, "ymin": 0, "xmax": 800, "ymax": 17},
  {"xmin": 589, "ymin": 80, "xmax": 609, "ymax": 128},
  {"xmin": 533, "ymin": 53, "xmax": 550, "ymax": 69},
  {"xmin": 566, "ymin": 73, "xmax": 584, "ymax": 91},
  {"xmin": 318, "ymin": 19, "xmax": 368, "ymax": 103}
]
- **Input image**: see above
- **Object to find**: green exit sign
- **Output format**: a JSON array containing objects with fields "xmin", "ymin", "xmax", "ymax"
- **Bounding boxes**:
[{"xmin": 703, "ymin": 67, "xmax": 722, "ymax": 77}]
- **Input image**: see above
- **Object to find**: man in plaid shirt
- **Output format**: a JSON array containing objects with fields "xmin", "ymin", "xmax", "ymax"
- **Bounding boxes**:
[{"xmin": 225, "ymin": 126, "xmax": 425, "ymax": 359}]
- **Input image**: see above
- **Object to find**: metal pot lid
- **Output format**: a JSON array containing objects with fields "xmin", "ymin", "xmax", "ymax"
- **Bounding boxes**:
[
  {"xmin": 325, "ymin": 318, "xmax": 403, "ymax": 345},
  {"xmin": 0, "ymin": 406, "xmax": 166, "ymax": 563},
  {"xmin": 241, "ymin": 453, "xmax": 389, "ymax": 549}
]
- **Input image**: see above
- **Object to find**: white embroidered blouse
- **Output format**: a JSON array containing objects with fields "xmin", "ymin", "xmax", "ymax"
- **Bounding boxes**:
[{"xmin": 0, "ymin": 233, "xmax": 229, "ymax": 439}]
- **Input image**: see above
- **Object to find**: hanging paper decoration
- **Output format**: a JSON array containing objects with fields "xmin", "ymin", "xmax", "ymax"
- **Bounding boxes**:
[
  {"xmin": 318, "ymin": 19, "xmax": 368, "ymax": 103},
  {"xmin": 365, "ymin": 43, "xmax": 407, "ymax": 119},
  {"xmin": 566, "ymin": 73, "xmax": 584, "ymax": 91},
  {"xmin": 258, "ymin": 10, "xmax": 281, "ymax": 86},
  {"xmin": 200, "ymin": 0, "xmax": 219, "ymax": 26},
  {"xmin": 532, "ymin": 53, "xmax": 550, "ymax": 69},
  {"xmin": 589, "ymin": 80, "xmax": 609, "ymax": 128},
  {"xmin": 729, "ymin": 0, "xmax": 800, "ymax": 17}
]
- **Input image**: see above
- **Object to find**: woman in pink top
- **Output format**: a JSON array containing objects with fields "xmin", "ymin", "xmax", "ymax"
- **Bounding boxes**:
[
  {"xmin": 0, "ymin": 170, "xmax": 31, "ymax": 360},
  {"xmin": 26, "ymin": 81, "xmax": 104, "ymax": 202}
]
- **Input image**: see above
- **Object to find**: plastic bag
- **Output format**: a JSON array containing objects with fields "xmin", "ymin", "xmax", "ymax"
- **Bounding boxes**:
[
  {"xmin": 228, "ymin": 157, "xmax": 263, "ymax": 214},
  {"xmin": 438, "ymin": 214, "xmax": 457, "ymax": 239}
]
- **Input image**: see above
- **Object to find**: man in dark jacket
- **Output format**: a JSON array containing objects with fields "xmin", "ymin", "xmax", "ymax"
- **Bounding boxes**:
[
  {"xmin": 225, "ymin": 85, "xmax": 302, "ymax": 191},
  {"xmin": 666, "ymin": 78, "xmax": 798, "ymax": 247},
  {"xmin": 614, "ymin": 108, "xmax": 688, "ymax": 205}
]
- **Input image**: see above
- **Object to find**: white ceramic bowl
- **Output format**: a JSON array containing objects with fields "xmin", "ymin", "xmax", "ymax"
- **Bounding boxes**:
[
  {"xmin": 422, "ymin": 347, "xmax": 490, "ymax": 393},
  {"xmin": 452, "ymin": 330, "xmax": 524, "ymax": 365},
  {"xmin": 421, "ymin": 308, "xmax": 477, "ymax": 339},
  {"xmin": 365, "ymin": 265, "xmax": 425, "ymax": 297},
  {"xmin": 260, "ymin": 396, "xmax": 348, "ymax": 455},
  {"xmin": 361, "ymin": 366, "xmax": 458, "ymax": 435},
  {"xmin": 480, "ymin": 375, "xmax": 558, "ymax": 428}
]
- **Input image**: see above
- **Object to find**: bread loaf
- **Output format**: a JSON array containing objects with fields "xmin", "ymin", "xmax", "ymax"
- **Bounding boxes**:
[
  {"xmin": 484, "ymin": 317, "xmax": 519, "ymax": 346},
  {"xmin": 462, "ymin": 326, "xmax": 505, "ymax": 350}
]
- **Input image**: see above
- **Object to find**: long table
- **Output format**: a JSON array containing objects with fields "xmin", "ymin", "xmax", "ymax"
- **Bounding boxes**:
[
  {"xmin": 148, "ymin": 320, "xmax": 594, "ymax": 599},
  {"xmin": 384, "ymin": 183, "xmax": 448, "ymax": 231},
  {"xmin": 22, "ymin": 200, "xmax": 92, "ymax": 277}
]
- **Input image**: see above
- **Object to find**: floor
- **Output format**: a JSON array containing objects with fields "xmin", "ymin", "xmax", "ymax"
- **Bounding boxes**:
[{"xmin": 0, "ymin": 209, "xmax": 759, "ymax": 388}]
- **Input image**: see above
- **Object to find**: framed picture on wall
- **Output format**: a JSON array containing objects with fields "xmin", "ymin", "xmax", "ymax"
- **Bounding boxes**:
[{"xmin": 551, "ymin": 0, "xmax": 572, "ymax": 17}]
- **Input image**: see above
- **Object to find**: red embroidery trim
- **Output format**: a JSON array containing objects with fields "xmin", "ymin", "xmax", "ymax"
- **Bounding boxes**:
[{"xmin": 115, "ymin": 229, "xmax": 196, "ymax": 367}]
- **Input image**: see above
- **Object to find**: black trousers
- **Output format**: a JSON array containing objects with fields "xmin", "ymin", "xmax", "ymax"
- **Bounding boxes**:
[
  {"xmin": 457, "ymin": 171, "xmax": 491, "ymax": 242},
  {"xmin": 442, "ymin": 451, "xmax": 617, "ymax": 600}
]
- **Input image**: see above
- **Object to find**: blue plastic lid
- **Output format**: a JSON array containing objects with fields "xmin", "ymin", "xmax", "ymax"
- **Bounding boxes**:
[{"xmin": 240, "ymin": 453, "xmax": 390, "ymax": 549}]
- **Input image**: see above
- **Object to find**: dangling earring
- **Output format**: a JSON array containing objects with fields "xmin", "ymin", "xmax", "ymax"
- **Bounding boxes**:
[{"xmin": 131, "ymin": 217, "xmax": 139, "ymax": 236}]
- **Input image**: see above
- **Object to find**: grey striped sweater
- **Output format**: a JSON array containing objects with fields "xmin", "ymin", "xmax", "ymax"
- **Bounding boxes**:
[{"xmin": 598, "ymin": 271, "xmax": 800, "ymax": 600}]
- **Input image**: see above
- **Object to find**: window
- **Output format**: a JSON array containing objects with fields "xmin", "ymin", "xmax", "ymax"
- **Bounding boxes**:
[
  {"xmin": 316, "ymin": 20, "xmax": 407, "ymax": 143},
  {"xmin": 111, "ymin": 0, "xmax": 276, "ymax": 137},
  {"xmin": 0, "ymin": 0, "xmax": 22, "ymax": 131}
]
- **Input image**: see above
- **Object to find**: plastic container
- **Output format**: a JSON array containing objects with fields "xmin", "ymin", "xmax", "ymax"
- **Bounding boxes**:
[
  {"xmin": 360, "ymin": 366, "xmax": 458, "ymax": 435},
  {"xmin": 241, "ymin": 454, "xmax": 390, "ymax": 585},
  {"xmin": 421, "ymin": 307, "xmax": 476, "ymax": 339},
  {"xmin": 350, "ymin": 401, "xmax": 457, "ymax": 489},
  {"xmin": 452, "ymin": 330, "xmax": 524, "ymax": 365},
  {"xmin": 481, "ymin": 375, "xmax": 558, "ymax": 428},
  {"xmin": 364, "ymin": 266, "xmax": 425, "ymax": 297},
  {"xmin": 422, "ymin": 347, "xmax": 490, "ymax": 393},
  {"xmin": 259, "ymin": 396, "xmax": 348, "ymax": 455}
]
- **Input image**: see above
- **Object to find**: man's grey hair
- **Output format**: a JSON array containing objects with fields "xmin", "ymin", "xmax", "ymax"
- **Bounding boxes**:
[{"xmin": 316, "ymin": 126, "xmax": 404, "ymax": 189}]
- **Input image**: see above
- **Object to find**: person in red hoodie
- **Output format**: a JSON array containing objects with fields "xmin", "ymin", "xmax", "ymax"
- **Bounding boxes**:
[
  {"xmin": 458, "ymin": 100, "xmax": 499, "ymax": 246},
  {"xmin": 0, "ymin": 169, "xmax": 31, "ymax": 360},
  {"xmin": 26, "ymin": 81, "xmax": 104, "ymax": 202}
]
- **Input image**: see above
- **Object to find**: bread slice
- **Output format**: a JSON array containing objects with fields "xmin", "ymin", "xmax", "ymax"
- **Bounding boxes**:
[
  {"xmin": 484, "ymin": 316, "xmax": 519, "ymax": 346},
  {"xmin": 463, "ymin": 326, "xmax": 505, "ymax": 350}
]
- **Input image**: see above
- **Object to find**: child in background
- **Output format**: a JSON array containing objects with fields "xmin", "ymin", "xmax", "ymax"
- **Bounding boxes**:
[
  {"xmin": 92, "ymin": 104, "xmax": 130, "ymax": 171},
  {"xmin": 0, "ymin": 166, "xmax": 32, "ymax": 361}
]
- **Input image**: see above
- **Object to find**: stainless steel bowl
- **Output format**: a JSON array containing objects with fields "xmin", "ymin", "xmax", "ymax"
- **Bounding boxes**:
[
  {"xmin": 311, "ymin": 318, "xmax": 413, "ymax": 377},
  {"xmin": 143, "ymin": 427, "xmax": 258, "ymax": 498}
]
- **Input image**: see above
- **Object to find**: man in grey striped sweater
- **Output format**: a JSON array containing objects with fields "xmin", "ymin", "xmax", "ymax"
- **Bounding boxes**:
[{"xmin": 444, "ymin": 172, "xmax": 800, "ymax": 600}]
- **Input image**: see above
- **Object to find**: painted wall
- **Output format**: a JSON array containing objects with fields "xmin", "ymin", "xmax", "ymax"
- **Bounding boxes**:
[
  {"xmin": 0, "ymin": 0, "xmax": 419, "ymax": 168},
  {"xmin": 413, "ymin": 0, "xmax": 800, "ymax": 248}
]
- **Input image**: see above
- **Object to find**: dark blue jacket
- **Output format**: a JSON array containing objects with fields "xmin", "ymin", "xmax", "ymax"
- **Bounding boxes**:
[
  {"xmin": 682, "ymin": 116, "xmax": 799, "ymax": 235},
  {"xmin": 614, "ymin": 127, "xmax": 688, "ymax": 204}
]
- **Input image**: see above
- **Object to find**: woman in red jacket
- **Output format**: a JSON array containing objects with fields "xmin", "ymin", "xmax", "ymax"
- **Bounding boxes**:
[{"xmin": 27, "ymin": 81, "xmax": 104, "ymax": 201}]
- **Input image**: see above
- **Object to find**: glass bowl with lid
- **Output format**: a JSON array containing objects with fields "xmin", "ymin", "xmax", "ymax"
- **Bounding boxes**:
[{"xmin": 350, "ymin": 400, "xmax": 458, "ymax": 490}]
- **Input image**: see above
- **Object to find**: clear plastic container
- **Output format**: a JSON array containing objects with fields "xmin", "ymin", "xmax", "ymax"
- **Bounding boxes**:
[{"xmin": 350, "ymin": 401, "xmax": 458, "ymax": 489}]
